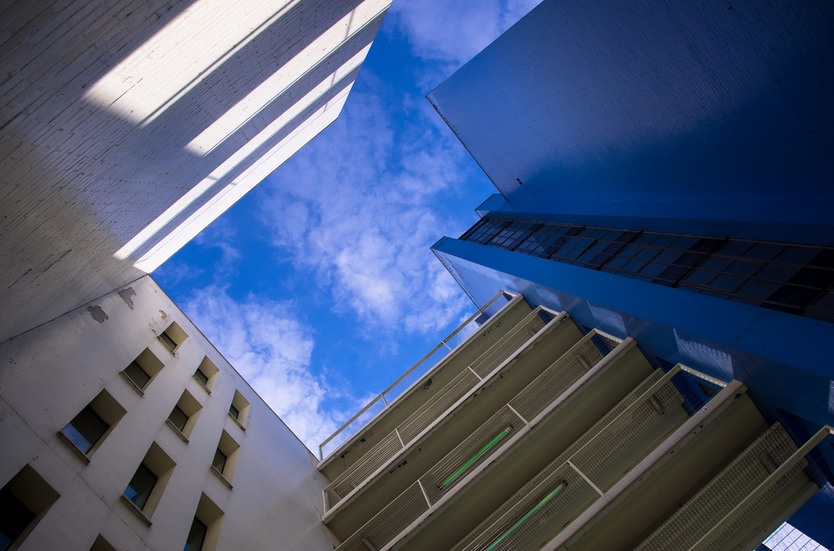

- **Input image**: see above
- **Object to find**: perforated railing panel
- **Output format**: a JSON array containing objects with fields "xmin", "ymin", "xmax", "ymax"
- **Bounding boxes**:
[
  {"xmin": 510, "ymin": 332, "xmax": 619, "ymax": 422},
  {"xmin": 336, "ymin": 483, "xmax": 429, "ymax": 551},
  {"xmin": 325, "ymin": 430, "xmax": 404, "ymax": 508},
  {"xmin": 470, "ymin": 310, "xmax": 546, "ymax": 378},
  {"xmin": 635, "ymin": 423, "xmax": 800, "ymax": 550},
  {"xmin": 398, "ymin": 368, "xmax": 482, "ymax": 444},
  {"xmin": 571, "ymin": 376, "xmax": 688, "ymax": 491},
  {"xmin": 324, "ymin": 312, "xmax": 554, "ymax": 513}
]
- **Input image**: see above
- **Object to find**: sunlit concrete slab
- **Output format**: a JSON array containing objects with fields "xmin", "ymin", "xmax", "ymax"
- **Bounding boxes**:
[{"xmin": 0, "ymin": 0, "xmax": 391, "ymax": 343}]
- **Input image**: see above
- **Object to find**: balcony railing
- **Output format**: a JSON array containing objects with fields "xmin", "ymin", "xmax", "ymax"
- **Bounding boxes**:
[
  {"xmin": 332, "ymin": 330, "xmax": 624, "ymax": 551},
  {"xmin": 318, "ymin": 290, "xmax": 515, "ymax": 461},
  {"xmin": 450, "ymin": 364, "xmax": 727, "ymax": 551},
  {"xmin": 323, "ymin": 304, "xmax": 561, "ymax": 513}
]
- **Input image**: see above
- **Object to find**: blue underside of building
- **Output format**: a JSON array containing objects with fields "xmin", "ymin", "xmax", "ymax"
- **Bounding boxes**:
[{"xmin": 428, "ymin": 0, "xmax": 834, "ymax": 542}]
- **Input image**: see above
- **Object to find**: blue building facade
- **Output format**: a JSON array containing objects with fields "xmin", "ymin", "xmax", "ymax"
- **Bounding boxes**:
[{"xmin": 431, "ymin": 0, "xmax": 834, "ymax": 544}]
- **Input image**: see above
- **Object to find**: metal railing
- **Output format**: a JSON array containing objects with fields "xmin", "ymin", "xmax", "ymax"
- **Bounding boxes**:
[
  {"xmin": 452, "ymin": 364, "xmax": 728, "ymax": 551},
  {"xmin": 318, "ymin": 290, "xmax": 516, "ymax": 461},
  {"xmin": 333, "ymin": 330, "xmax": 624, "ymax": 551},
  {"xmin": 322, "ymin": 306, "xmax": 558, "ymax": 513}
]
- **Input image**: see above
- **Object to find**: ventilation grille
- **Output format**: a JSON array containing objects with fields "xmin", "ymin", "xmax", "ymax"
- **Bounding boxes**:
[{"xmin": 635, "ymin": 423, "xmax": 800, "ymax": 550}]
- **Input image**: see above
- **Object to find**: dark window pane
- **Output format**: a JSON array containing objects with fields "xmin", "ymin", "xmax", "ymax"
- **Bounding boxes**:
[
  {"xmin": 212, "ymin": 449, "xmax": 227, "ymax": 473},
  {"xmin": 184, "ymin": 518, "xmax": 207, "ymax": 551},
  {"xmin": 639, "ymin": 263, "xmax": 665, "ymax": 277},
  {"xmin": 671, "ymin": 237, "xmax": 697, "ymax": 250},
  {"xmin": 614, "ymin": 231, "xmax": 639, "ymax": 243},
  {"xmin": 160, "ymin": 332, "xmax": 177, "ymax": 350},
  {"xmin": 656, "ymin": 265, "xmax": 689, "ymax": 283},
  {"xmin": 745, "ymin": 243, "xmax": 783, "ymax": 261},
  {"xmin": 229, "ymin": 404, "xmax": 240, "ymax": 420},
  {"xmin": 61, "ymin": 407, "xmax": 108, "ymax": 454},
  {"xmin": 776, "ymin": 246, "xmax": 818, "ymax": 265},
  {"xmin": 636, "ymin": 248, "xmax": 657, "ymax": 261},
  {"xmin": 125, "ymin": 464, "xmax": 157, "ymax": 510},
  {"xmin": 710, "ymin": 274, "xmax": 744, "ymax": 292},
  {"xmin": 789, "ymin": 267, "xmax": 833, "ymax": 289},
  {"xmin": 684, "ymin": 270, "xmax": 715, "ymax": 286},
  {"xmin": 194, "ymin": 369, "xmax": 209, "ymax": 386},
  {"xmin": 725, "ymin": 260, "xmax": 761, "ymax": 277},
  {"xmin": 718, "ymin": 240, "xmax": 752, "ymax": 257},
  {"xmin": 767, "ymin": 285, "xmax": 821, "ymax": 308},
  {"xmin": 168, "ymin": 406, "xmax": 188, "ymax": 432},
  {"xmin": 605, "ymin": 256, "xmax": 628, "ymax": 269},
  {"xmin": 624, "ymin": 259, "xmax": 646, "ymax": 272},
  {"xmin": 701, "ymin": 257, "xmax": 732, "ymax": 272},
  {"xmin": 756, "ymin": 264, "xmax": 799, "ymax": 283},
  {"xmin": 124, "ymin": 361, "xmax": 151, "ymax": 389},
  {"xmin": 737, "ymin": 280, "xmax": 780, "ymax": 301},
  {"xmin": 690, "ymin": 238, "xmax": 723, "ymax": 253},
  {"xmin": 652, "ymin": 234, "xmax": 675, "ymax": 248},
  {"xmin": 0, "ymin": 486, "xmax": 35, "ymax": 550},
  {"xmin": 674, "ymin": 252, "xmax": 704, "ymax": 268},
  {"xmin": 655, "ymin": 251, "xmax": 680, "ymax": 264}
]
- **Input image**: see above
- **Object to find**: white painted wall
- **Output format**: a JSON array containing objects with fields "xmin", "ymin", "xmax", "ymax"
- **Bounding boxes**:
[
  {"xmin": 0, "ymin": 276, "xmax": 337, "ymax": 550},
  {"xmin": 0, "ymin": 0, "xmax": 391, "ymax": 343}
]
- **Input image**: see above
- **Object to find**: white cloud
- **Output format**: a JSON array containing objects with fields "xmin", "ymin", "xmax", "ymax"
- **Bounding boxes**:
[
  {"xmin": 390, "ymin": 0, "xmax": 543, "ymax": 71},
  {"xmin": 260, "ymin": 83, "xmax": 483, "ymax": 338},
  {"xmin": 184, "ymin": 285, "xmax": 358, "ymax": 451}
]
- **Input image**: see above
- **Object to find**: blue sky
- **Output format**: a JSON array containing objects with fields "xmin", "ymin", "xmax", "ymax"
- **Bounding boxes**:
[{"xmin": 154, "ymin": 0, "xmax": 541, "ymax": 452}]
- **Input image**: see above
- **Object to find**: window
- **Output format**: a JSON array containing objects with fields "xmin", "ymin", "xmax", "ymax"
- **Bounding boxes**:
[
  {"xmin": 194, "ymin": 369, "xmax": 209, "ymax": 386},
  {"xmin": 166, "ymin": 390, "xmax": 202, "ymax": 441},
  {"xmin": 169, "ymin": 406, "xmax": 188, "ymax": 432},
  {"xmin": 59, "ymin": 390, "xmax": 126, "ymax": 459},
  {"xmin": 228, "ymin": 390, "xmax": 249, "ymax": 428},
  {"xmin": 159, "ymin": 322, "xmax": 188, "ymax": 353},
  {"xmin": 121, "ymin": 443, "xmax": 175, "ymax": 521},
  {"xmin": 123, "ymin": 361, "xmax": 150, "ymax": 389},
  {"xmin": 184, "ymin": 518, "xmax": 207, "ymax": 551},
  {"xmin": 0, "ymin": 465, "xmax": 59, "ymax": 551},
  {"xmin": 209, "ymin": 430, "xmax": 240, "ymax": 487},
  {"xmin": 193, "ymin": 357, "xmax": 219, "ymax": 393},
  {"xmin": 124, "ymin": 464, "xmax": 156, "ymax": 510},
  {"xmin": 211, "ymin": 449, "xmax": 227, "ymax": 473},
  {"xmin": 89, "ymin": 535, "xmax": 117, "ymax": 551},
  {"xmin": 62, "ymin": 407, "xmax": 107, "ymax": 455},
  {"xmin": 184, "ymin": 494, "xmax": 224, "ymax": 551},
  {"xmin": 121, "ymin": 348, "xmax": 164, "ymax": 394}
]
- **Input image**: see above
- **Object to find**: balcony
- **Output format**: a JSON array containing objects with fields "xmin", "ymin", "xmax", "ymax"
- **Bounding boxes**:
[
  {"xmin": 319, "ymin": 291, "xmax": 531, "ymax": 475},
  {"xmin": 332, "ymin": 330, "xmax": 656, "ymax": 551},
  {"xmin": 322, "ymin": 307, "xmax": 584, "ymax": 537}
]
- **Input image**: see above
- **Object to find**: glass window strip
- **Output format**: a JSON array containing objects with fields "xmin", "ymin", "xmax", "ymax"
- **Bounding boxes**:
[{"xmin": 461, "ymin": 217, "xmax": 834, "ymax": 320}]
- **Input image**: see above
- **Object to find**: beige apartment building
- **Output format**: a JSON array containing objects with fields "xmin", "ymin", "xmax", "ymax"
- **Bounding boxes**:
[{"xmin": 0, "ymin": 276, "xmax": 337, "ymax": 551}]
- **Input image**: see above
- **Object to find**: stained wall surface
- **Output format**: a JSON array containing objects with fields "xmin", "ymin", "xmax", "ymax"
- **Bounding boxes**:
[{"xmin": 0, "ymin": 0, "xmax": 390, "ymax": 343}]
